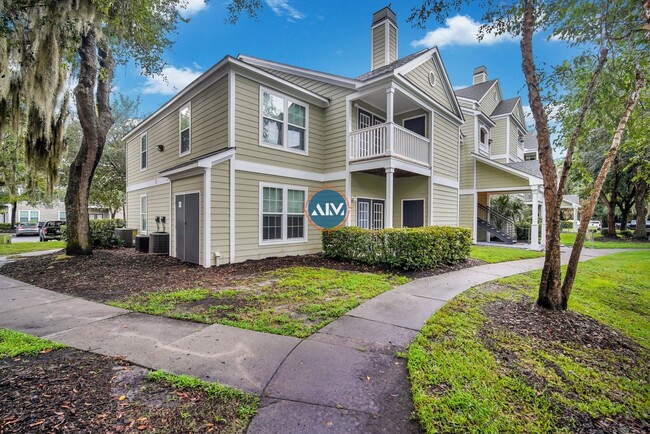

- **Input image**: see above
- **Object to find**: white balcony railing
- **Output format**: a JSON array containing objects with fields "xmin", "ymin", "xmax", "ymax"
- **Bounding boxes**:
[{"xmin": 350, "ymin": 122, "xmax": 430, "ymax": 166}]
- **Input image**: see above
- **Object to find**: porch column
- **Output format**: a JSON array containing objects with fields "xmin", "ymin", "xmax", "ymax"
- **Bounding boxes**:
[
  {"xmin": 541, "ymin": 196, "xmax": 547, "ymax": 247},
  {"xmin": 531, "ymin": 189, "xmax": 540, "ymax": 250},
  {"xmin": 385, "ymin": 167, "xmax": 394, "ymax": 228},
  {"xmin": 572, "ymin": 205, "xmax": 579, "ymax": 232},
  {"xmin": 386, "ymin": 87, "xmax": 395, "ymax": 155}
]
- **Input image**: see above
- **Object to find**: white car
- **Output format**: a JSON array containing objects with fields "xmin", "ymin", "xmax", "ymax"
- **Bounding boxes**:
[{"xmin": 587, "ymin": 220, "xmax": 601, "ymax": 230}]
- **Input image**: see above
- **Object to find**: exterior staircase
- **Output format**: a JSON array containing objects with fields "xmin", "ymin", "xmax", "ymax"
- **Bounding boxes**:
[{"xmin": 477, "ymin": 203, "xmax": 518, "ymax": 244}]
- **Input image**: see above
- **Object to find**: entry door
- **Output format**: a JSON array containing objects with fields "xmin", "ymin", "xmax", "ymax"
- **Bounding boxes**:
[
  {"xmin": 175, "ymin": 193, "xmax": 200, "ymax": 264},
  {"xmin": 403, "ymin": 199, "xmax": 425, "ymax": 228},
  {"xmin": 357, "ymin": 198, "xmax": 384, "ymax": 229}
]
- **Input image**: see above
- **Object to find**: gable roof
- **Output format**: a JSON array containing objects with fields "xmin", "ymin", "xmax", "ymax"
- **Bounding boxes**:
[
  {"xmin": 523, "ymin": 131, "xmax": 538, "ymax": 151},
  {"xmin": 491, "ymin": 97, "xmax": 520, "ymax": 116},
  {"xmin": 454, "ymin": 79, "xmax": 498, "ymax": 101},
  {"xmin": 356, "ymin": 49, "xmax": 429, "ymax": 81},
  {"xmin": 506, "ymin": 160, "xmax": 542, "ymax": 178}
]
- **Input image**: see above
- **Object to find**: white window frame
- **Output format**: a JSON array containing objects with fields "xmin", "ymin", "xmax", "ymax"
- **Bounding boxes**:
[
  {"xmin": 140, "ymin": 132, "xmax": 148, "ymax": 171},
  {"xmin": 258, "ymin": 182, "xmax": 308, "ymax": 245},
  {"xmin": 479, "ymin": 125, "xmax": 490, "ymax": 155},
  {"xmin": 58, "ymin": 211, "xmax": 66, "ymax": 221},
  {"xmin": 259, "ymin": 87, "xmax": 309, "ymax": 155},
  {"xmin": 140, "ymin": 194, "xmax": 148, "ymax": 234},
  {"xmin": 179, "ymin": 103, "xmax": 192, "ymax": 157},
  {"xmin": 18, "ymin": 210, "xmax": 40, "ymax": 223}
]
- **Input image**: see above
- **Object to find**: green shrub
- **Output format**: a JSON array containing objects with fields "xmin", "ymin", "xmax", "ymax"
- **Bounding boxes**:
[
  {"xmin": 0, "ymin": 223, "xmax": 11, "ymax": 230},
  {"xmin": 516, "ymin": 223, "xmax": 531, "ymax": 241},
  {"xmin": 560, "ymin": 220, "xmax": 574, "ymax": 231},
  {"xmin": 619, "ymin": 229, "xmax": 634, "ymax": 238},
  {"xmin": 322, "ymin": 226, "xmax": 472, "ymax": 271},
  {"xmin": 61, "ymin": 219, "xmax": 125, "ymax": 248}
]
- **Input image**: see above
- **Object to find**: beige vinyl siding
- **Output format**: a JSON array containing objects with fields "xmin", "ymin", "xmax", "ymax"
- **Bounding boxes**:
[
  {"xmin": 459, "ymin": 119, "xmax": 475, "ymax": 189},
  {"xmin": 261, "ymin": 69, "xmax": 352, "ymax": 173},
  {"xmin": 480, "ymin": 85, "xmax": 500, "ymax": 116},
  {"xmin": 234, "ymin": 171, "xmax": 323, "ymax": 262},
  {"xmin": 432, "ymin": 184, "xmax": 458, "ymax": 226},
  {"xmin": 234, "ymin": 74, "xmax": 329, "ymax": 173},
  {"xmin": 513, "ymin": 100, "xmax": 524, "ymax": 125},
  {"xmin": 372, "ymin": 24, "xmax": 386, "ymax": 69},
  {"xmin": 388, "ymin": 24, "xmax": 397, "ymax": 63},
  {"xmin": 433, "ymin": 114, "xmax": 459, "ymax": 180},
  {"xmin": 394, "ymin": 176, "xmax": 429, "ymax": 227},
  {"xmin": 126, "ymin": 76, "xmax": 229, "ymax": 186},
  {"xmin": 476, "ymin": 162, "xmax": 529, "ymax": 189},
  {"xmin": 126, "ymin": 184, "xmax": 170, "ymax": 235},
  {"xmin": 395, "ymin": 109, "xmax": 428, "ymax": 138},
  {"xmin": 509, "ymin": 119, "xmax": 522, "ymax": 161},
  {"xmin": 171, "ymin": 174, "xmax": 204, "ymax": 263},
  {"xmin": 490, "ymin": 118, "xmax": 508, "ymax": 162},
  {"xmin": 403, "ymin": 58, "xmax": 454, "ymax": 113},
  {"xmin": 211, "ymin": 160, "xmax": 231, "ymax": 264},
  {"xmin": 350, "ymin": 172, "xmax": 385, "ymax": 226},
  {"xmin": 459, "ymin": 194, "xmax": 474, "ymax": 230}
]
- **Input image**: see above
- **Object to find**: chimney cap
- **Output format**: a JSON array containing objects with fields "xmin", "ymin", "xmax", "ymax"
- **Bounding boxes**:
[
  {"xmin": 473, "ymin": 65, "xmax": 487, "ymax": 76},
  {"xmin": 372, "ymin": 6, "xmax": 397, "ymax": 26}
]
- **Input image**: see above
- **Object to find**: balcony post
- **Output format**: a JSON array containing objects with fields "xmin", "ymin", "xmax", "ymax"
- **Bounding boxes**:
[
  {"xmin": 572, "ymin": 205, "xmax": 578, "ymax": 232},
  {"xmin": 531, "ymin": 189, "xmax": 539, "ymax": 250},
  {"xmin": 386, "ymin": 87, "xmax": 395, "ymax": 155},
  {"xmin": 385, "ymin": 167, "xmax": 394, "ymax": 228}
]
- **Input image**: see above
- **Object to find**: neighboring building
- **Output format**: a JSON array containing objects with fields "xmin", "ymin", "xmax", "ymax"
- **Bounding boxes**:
[
  {"xmin": 123, "ymin": 6, "xmax": 547, "ymax": 267},
  {"xmin": 1, "ymin": 202, "xmax": 119, "ymax": 224}
]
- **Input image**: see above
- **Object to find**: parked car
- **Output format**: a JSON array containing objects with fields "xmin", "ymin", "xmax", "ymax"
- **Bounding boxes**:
[
  {"xmin": 15, "ymin": 222, "xmax": 40, "ymax": 236},
  {"xmin": 39, "ymin": 220, "xmax": 65, "ymax": 241},
  {"xmin": 587, "ymin": 220, "xmax": 601, "ymax": 231},
  {"xmin": 628, "ymin": 220, "xmax": 650, "ymax": 229}
]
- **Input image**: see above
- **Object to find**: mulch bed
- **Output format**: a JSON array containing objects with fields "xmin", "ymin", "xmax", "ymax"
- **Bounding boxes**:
[
  {"xmin": 0, "ymin": 248, "xmax": 482, "ymax": 303},
  {"xmin": 0, "ymin": 349, "xmax": 250, "ymax": 433}
]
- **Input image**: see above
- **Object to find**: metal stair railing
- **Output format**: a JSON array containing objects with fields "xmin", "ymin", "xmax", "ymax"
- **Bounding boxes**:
[{"xmin": 477, "ymin": 203, "xmax": 518, "ymax": 242}]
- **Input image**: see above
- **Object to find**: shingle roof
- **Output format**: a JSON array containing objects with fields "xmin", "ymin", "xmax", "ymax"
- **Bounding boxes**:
[
  {"xmin": 491, "ymin": 97, "xmax": 519, "ymax": 116},
  {"xmin": 506, "ymin": 160, "xmax": 542, "ymax": 178},
  {"xmin": 454, "ymin": 79, "xmax": 498, "ymax": 101},
  {"xmin": 356, "ymin": 49, "xmax": 429, "ymax": 82},
  {"xmin": 563, "ymin": 194, "xmax": 580, "ymax": 205},
  {"xmin": 160, "ymin": 147, "xmax": 233, "ymax": 173}
]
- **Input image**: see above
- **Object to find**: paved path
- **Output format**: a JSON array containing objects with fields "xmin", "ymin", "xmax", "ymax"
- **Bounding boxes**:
[{"xmin": 0, "ymin": 248, "xmax": 631, "ymax": 433}]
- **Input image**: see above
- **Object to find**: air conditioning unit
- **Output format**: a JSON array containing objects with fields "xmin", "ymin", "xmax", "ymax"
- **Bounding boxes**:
[
  {"xmin": 135, "ymin": 235, "xmax": 149, "ymax": 253},
  {"xmin": 115, "ymin": 228, "xmax": 137, "ymax": 248},
  {"xmin": 149, "ymin": 232, "xmax": 169, "ymax": 255}
]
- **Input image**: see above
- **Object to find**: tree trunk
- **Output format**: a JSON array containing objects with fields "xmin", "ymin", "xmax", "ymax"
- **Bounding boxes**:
[
  {"xmin": 635, "ymin": 175, "xmax": 648, "ymax": 239},
  {"xmin": 619, "ymin": 190, "xmax": 635, "ymax": 232},
  {"xmin": 10, "ymin": 200, "xmax": 16, "ymax": 229},
  {"xmin": 65, "ymin": 30, "xmax": 114, "ymax": 255},
  {"xmin": 605, "ymin": 168, "xmax": 620, "ymax": 237},
  {"xmin": 562, "ymin": 70, "xmax": 644, "ymax": 301}
]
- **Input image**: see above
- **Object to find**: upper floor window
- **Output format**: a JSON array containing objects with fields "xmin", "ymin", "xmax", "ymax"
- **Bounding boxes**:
[
  {"xmin": 180, "ymin": 104, "xmax": 191, "ymax": 156},
  {"xmin": 479, "ymin": 126, "xmax": 489, "ymax": 155},
  {"xmin": 260, "ymin": 88, "xmax": 308, "ymax": 154},
  {"xmin": 140, "ymin": 133, "xmax": 148, "ymax": 170}
]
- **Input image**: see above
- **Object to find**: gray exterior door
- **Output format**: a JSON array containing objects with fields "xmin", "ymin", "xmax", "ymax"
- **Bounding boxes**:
[
  {"xmin": 175, "ymin": 193, "xmax": 200, "ymax": 264},
  {"xmin": 403, "ymin": 199, "xmax": 424, "ymax": 228}
]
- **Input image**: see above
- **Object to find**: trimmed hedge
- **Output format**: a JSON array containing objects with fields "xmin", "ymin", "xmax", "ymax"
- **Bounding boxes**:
[
  {"xmin": 561, "ymin": 220, "xmax": 574, "ymax": 231},
  {"xmin": 322, "ymin": 226, "xmax": 472, "ymax": 271},
  {"xmin": 62, "ymin": 219, "xmax": 125, "ymax": 248}
]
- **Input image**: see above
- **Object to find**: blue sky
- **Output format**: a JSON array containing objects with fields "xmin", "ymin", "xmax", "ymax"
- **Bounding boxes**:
[{"xmin": 114, "ymin": 0, "xmax": 573, "ymax": 120}]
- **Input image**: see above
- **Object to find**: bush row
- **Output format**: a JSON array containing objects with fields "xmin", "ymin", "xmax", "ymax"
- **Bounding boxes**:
[
  {"xmin": 322, "ymin": 226, "xmax": 472, "ymax": 271},
  {"xmin": 62, "ymin": 219, "xmax": 125, "ymax": 248}
]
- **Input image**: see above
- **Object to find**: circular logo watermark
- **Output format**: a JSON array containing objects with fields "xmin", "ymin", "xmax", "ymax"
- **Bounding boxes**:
[{"xmin": 306, "ymin": 187, "xmax": 350, "ymax": 231}]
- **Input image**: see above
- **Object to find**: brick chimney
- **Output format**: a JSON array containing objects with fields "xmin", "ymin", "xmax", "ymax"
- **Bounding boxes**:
[{"xmin": 371, "ymin": 6, "xmax": 398, "ymax": 70}]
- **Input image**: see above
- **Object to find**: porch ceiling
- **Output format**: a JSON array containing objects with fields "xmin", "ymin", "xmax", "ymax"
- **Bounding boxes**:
[
  {"xmin": 361, "ymin": 87, "xmax": 422, "ymax": 114},
  {"xmin": 356, "ymin": 168, "xmax": 421, "ymax": 178}
]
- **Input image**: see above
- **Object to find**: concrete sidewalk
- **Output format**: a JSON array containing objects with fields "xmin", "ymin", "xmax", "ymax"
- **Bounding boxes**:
[{"xmin": 0, "ymin": 247, "xmax": 630, "ymax": 433}]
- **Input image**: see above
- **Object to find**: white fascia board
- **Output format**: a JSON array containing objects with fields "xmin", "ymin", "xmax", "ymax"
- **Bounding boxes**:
[
  {"xmin": 230, "ymin": 59, "xmax": 330, "ymax": 108},
  {"xmin": 126, "ymin": 177, "xmax": 170, "ymax": 193},
  {"xmin": 432, "ymin": 175, "xmax": 459, "ymax": 189},
  {"xmin": 197, "ymin": 148, "xmax": 236, "ymax": 168},
  {"xmin": 237, "ymin": 55, "xmax": 357, "ymax": 89},
  {"xmin": 349, "ymin": 157, "xmax": 431, "ymax": 177},
  {"xmin": 234, "ymin": 160, "xmax": 345, "ymax": 182},
  {"xmin": 123, "ymin": 57, "xmax": 231, "ymax": 142}
]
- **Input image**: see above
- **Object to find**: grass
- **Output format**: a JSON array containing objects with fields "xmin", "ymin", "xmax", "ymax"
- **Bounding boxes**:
[
  {"xmin": 561, "ymin": 231, "xmax": 650, "ymax": 249},
  {"xmin": 0, "ymin": 328, "xmax": 65, "ymax": 357},
  {"xmin": 407, "ymin": 251, "xmax": 650, "ymax": 433},
  {"xmin": 0, "ymin": 240, "xmax": 66, "ymax": 256},
  {"xmin": 469, "ymin": 245, "xmax": 544, "ymax": 263},
  {"xmin": 111, "ymin": 266, "xmax": 408, "ymax": 338},
  {"xmin": 148, "ymin": 370, "xmax": 258, "ymax": 423}
]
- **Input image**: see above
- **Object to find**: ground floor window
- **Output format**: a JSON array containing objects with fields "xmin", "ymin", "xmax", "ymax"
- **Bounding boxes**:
[
  {"xmin": 58, "ymin": 211, "xmax": 66, "ymax": 221},
  {"xmin": 89, "ymin": 214, "xmax": 104, "ymax": 220},
  {"xmin": 357, "ymin": 198, "xmax": 384, "ymax": 230},
  {"xmin": 260, "ymin": 183, "xmax": 307, "ymax": 244},
  {"xmin": 140, "ymin": 195, "xmax": 148, "ymax": 234},
  {"xmin": 18, "ymin": 210, "xmax": 39, "ymax": 223}
]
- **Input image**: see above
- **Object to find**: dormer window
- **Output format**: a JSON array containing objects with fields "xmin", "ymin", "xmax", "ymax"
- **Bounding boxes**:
[{"xmin": 479, "ymin": 126, "xmax": 489, "ymax": 155}]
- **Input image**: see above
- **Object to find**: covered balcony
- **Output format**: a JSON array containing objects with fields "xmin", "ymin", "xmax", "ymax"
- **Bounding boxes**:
[{"xmin": 350, "ymin": 122, "xmax": 430, "ymax": 166}]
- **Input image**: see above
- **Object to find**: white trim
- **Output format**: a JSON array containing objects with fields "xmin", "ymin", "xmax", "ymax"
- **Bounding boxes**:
[
  {"xmin": 490, "ymin": 153, "xmax": 510, "ymax": 160},
  {"xmin": 229, "ymin": 158, "xmax": 236, "ymax": 263},
  {"xmin": 432, "ymin": 176, "xmax": 459, "ymax": 189},
  {"xmin": 172, "ymin": 189, "xmax": 202, "ymax": 262},
  {"xmin": 228, "ymin": 71, "xmax": 236, "ymax": 148},
  {"xmin": 460, "ymin": 187, "xmax": 534, "ymax": 194},
  {"xmin": 401, "ymin": 198, "xmax": 425, "ymax": 228},
  {"xmin": 139, "ymin": 132, "xmax": 148, "ymax": 172},
  {"xmin": 506, "ymin": 117, "xmax": 511, "ymax": 163},
  {"xmin": 168, "ymin": 181, "xmax": 172, "ymax": 257},
  {"xmin": 472, "ymin": 152, "xmax": 543, "ymax": 185},
  {"xmin": 258, "ymin": 182, "xmax": 309, "ymax": 246},
  {"xmin": 345, "ymin": 98, "xmax": 352, "ymax": 226},
  {"xmin": 235, "ymin": 160, "xmax": 345, "ymax": 182},
  {"xmin": 179, "ymin": 102, "xmax": 192, "ymax": 157},
  {"xmin": 457, "ymin": 125, "xmax": 461, "ymax": 226},
  {"xmin": 429, "ymin": 110, "xmax": 435, "ymax": 225},
  {"xmin": 159, "ymin": 148, "xmax": 236, "ymax": 178},
  {"xmin": 203, "ymin": 167, "xmax": 211, "ymax": 268},
  {"xmin": 348, "ymin": 157, "xmax": 431, "ymax": 177},
  {"xmin": 139, "ymin": 194, "xmax": 148, "ymax": 234},
  {"xmin": 259, "ymin": 86, "xmax": 309, "ymax": 156},
  {"xmin": 125, "ymin": 177, "xmax": 178, "ymax": 192}
]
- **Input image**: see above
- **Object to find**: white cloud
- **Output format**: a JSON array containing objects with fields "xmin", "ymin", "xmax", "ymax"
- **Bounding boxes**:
[
  {"xmin": 142, "ymin": 65, "xmax": 203, "ymax": 95},
  {"xmin": 177, "ymin": 0, "xmax": 207, "ymax": 17},
  {"xmin": 265, "ymin": 0, "xmax": 305, "ymax": 20},
  {"xmin": 411, "ymin": 15, "xmax": 515, "ymax": 48}
]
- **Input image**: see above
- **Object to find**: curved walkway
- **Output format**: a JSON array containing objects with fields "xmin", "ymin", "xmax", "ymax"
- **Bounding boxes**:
[{"xmin": 0, "ymin": 248, "xmax": 630, "ymax": 433}]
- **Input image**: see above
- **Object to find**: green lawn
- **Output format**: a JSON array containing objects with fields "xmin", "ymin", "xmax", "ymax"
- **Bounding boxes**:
[
  {"xmin": 408, "ymin": 251, "xmax": 650, "ymax": 433},
  {"xmin": 0, "ymin": 328, "xmax": 65, "ymax": 357},
  {"xmin": 111, "ymin": 266, "xmax": 409, "ymax": 338},
  {"xmin": 469, "ymin": 245, "xmax": 544, "ymax": 263},
  {"xmin": 0, "ymin": 240, "xmax": 66, "ymax": 256},
  {"xmin": 561, "ymin": 232, "xmax": 650, "ymax": 249}
]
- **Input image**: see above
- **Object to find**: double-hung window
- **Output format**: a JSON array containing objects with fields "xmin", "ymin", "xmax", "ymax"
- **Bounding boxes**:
[
  {"xmin": 180, "ymin": 104, "xmax": 191, "ymax": 155},
  {"xmin": 260, "ymin": 184, "xmax": 307, "ymax": 244},
  {"xmin": 19, "ymin": 210, "xmax": 39, "ymax": 223},
  {"xmin": 140, "ymin": 133, "xmax": 148, "ymax": 170},
  {"xmin": 58, "ymin": 211, "xmax": 66, "ymax": 221},
  {"xmin": 261, "ymin": 88, "xmax": 308, "ymax": 153},
  {"xmin": 140, "ymin": 194, "xmax": 148, "ymax": 234}
]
